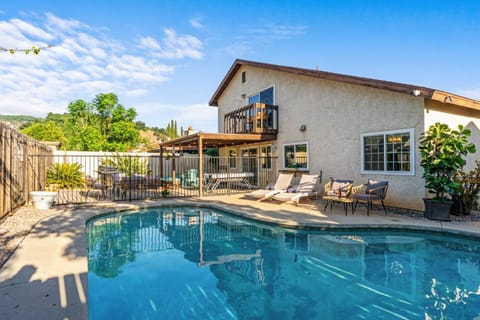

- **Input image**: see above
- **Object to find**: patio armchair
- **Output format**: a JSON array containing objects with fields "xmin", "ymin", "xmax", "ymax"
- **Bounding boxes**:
[
  {"xmin": 323, "ymin": 178, "xmax": 354, "ymax": 197},
  {"xmin": 352, "ymin": 180, "xmax": 389, "ymax": 215},
  {"xmin": 272, "ymin": 174, "xmax": 320, "ymax": 205},
  {"xmin": 247, "ymin": 173, "xmax": 294, "ymax": 201},
  {"xmin": 85, "ymin": 175, "xmax": 108, "ymax": 199},
  {"xmin": 182, "ymin": 168, "xmax": 199, "ymax": 188},
  {"xmin": 322, "ymin": 178, "xmax": 354, "ymax": 214}
]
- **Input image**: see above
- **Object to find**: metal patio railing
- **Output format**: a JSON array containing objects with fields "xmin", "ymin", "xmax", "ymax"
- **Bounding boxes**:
[{"xmin": 28, "ymin": 153, "xmax": 279, "ymax": 204}]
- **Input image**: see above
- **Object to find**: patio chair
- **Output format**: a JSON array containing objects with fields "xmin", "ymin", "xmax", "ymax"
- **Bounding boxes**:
[
  {"xmin": 272, "ymin": 174, "xmax": 320, "ymax": 205},
  {"xmin": 247, "ymin": 172, "xmax": 294, "ymax": 201},
  {"xmin": 182, "ymin": 168, "xmax": 199, "ymax": 188},
  {"xmin": 323, "ymin": 178, "xmax": 354, "ymax": 197},
  {"xmin": 322, "ymin": 178, "xmax": 354, "ymax": 214},
  {"xmin": 352, "ymin": 180, "xmax": 389, "ymax": 215},
  {"xmin": 85, "ymin": 175, "xmax": 108, "ymax": 199}
]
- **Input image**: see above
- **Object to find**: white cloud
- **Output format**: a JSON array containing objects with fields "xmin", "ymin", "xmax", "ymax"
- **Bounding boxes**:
[
  {"xmin": 0, "ymin": 12, "xmax": 205, "ymax": 121},
  {"xmin": 10, "ymin": 18, "xmax": 54, "ymax": 41},
  {"xmin": 149, "ymin": 28, "xmax": 203, "ymax": 59},
  {"xmin": 190, "ymin": 18, "xmax": 204, "ymax": 30},
  {"xmin": 224, "ymin": 22, "xmax": 307, "ymax": 55},
  {"xmin": 224, "ymin": 41, "xmax": 253, "ymax": 56},
  {"xmin": 126, "ymin": 89, "xmax": 149, "ymax": 97},
  {"xmin": 45, "ymin": 12, "xmax": 85, "ymax": 35},
  {"xmin": 138, "ymin": 36, "xmax": 161, "ymax": 50},
  {"xmin": 246, "ymin": 23, "xmax": 307, "ymax": 40}
]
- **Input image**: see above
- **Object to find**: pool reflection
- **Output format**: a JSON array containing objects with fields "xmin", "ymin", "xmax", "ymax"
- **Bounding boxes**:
[{"xmin": 87, "ymin": 207, "xmax": 480, "ymax": 320}]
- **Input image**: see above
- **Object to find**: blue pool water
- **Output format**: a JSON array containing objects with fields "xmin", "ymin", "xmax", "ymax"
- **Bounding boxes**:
[{"xmin": 87, "ymin": 207, "xmax": 480, "ymax": 320}]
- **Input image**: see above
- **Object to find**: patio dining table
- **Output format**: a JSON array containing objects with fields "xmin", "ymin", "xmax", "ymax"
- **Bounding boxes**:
[{"xmin": 204, "ymin": 172, "xmax": 255, "ymax": 191}]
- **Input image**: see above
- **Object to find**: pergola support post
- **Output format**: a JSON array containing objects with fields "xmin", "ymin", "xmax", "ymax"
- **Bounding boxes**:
[
  {"xmin": 160, "ymin": 146, "xmax": 164, "ymax": 179},
  {"xmin": 198, "ymin": 136, "xmax": 204, "ymax": 197}
]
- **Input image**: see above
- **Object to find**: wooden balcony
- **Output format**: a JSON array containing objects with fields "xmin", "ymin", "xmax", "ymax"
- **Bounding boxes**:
[{"xmin": 224, "ymin": 103, "xmax": 278, "ymax": 134}]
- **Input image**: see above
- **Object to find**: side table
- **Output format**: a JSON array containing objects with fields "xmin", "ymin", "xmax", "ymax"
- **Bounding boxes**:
[{"xmin": 322, "ymin": 195, "xmax": 354, "ymax": 215}]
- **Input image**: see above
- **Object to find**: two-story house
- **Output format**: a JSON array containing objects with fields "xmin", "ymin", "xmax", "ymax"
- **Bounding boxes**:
[{"xmin": 161, "ymin": 59, "xmax": 480, "ymax": 211}]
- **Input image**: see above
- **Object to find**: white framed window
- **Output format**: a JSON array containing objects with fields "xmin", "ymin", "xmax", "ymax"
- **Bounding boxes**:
[
  {"xmin": 361, "ymin": 128, "xmax": 414, "ymax": 175},
  {"xmin": 283, "ymin": 141, "xmax": 309, "ymax": 170}
]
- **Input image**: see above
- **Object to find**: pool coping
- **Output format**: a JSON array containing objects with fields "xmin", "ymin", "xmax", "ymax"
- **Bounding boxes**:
[{"xmin": 1, "ymin": 195, "xmax": 479, "ymax": 319}]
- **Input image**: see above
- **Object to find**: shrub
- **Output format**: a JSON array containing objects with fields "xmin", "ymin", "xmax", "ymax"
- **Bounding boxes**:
[
  {"xmin": 419, "ymin": 123, "xmax": 476, "ymax": 200},
  {"xmin": 100, "ymin": 153, "xmax": 150, "ymax": 176},
  {"xmin": 47, "ymin": 163, "xmax": 85, "ymax": 189}
]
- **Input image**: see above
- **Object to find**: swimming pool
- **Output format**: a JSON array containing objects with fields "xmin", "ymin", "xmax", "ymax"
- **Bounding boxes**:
[{"xmin": 87, "ymin": 206, "xmax": 480, "ymax": 319}]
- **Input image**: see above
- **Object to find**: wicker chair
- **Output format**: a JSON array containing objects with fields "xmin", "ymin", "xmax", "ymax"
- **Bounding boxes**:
[
  {"xmin": 323, "ymin": 179, "xmax": 354, "ymax": 197},
  {"xmin": 352, "ymin": 180, "xmax": 389, "ymax": 215}
]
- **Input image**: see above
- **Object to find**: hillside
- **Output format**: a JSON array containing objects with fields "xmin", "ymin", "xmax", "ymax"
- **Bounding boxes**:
[{"xmin": 0, "ymin": 115, "xmax": 41, "ymax": 129}]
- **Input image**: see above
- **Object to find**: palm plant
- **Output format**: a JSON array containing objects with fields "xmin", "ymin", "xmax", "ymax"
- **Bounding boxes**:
[
  {"xmin": 101, "ymin": 153, "xmax": 150, "ymax": 176},
  {"xmin": 47, "ymin": 163, "xmax": 86, "ymax": 189}
]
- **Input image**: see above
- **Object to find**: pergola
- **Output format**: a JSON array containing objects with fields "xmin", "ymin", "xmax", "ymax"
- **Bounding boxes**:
[{"xmin": 158, "ymin": 132, "xmax": 276, "ymax": 196}]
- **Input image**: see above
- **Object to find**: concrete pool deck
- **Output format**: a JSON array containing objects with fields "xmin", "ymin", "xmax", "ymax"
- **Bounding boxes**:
[{"xmin": 1, "ymin": 194, "xmax": 479, "ymax": 320}]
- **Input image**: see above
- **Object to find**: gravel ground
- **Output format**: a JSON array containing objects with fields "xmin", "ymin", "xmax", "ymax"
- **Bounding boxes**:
[{"xmin": 0, "ymin": 205, "xmax": 64, "ymax": 268}]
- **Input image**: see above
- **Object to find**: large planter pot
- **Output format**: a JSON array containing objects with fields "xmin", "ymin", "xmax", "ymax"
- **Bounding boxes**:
[
  {"xmin": 30, "ymin": 191, "xmax": 57, "ymax": 210},
  {"xmin": 423, "ymin": 198, "xmax": 452, "ymax": 221}
]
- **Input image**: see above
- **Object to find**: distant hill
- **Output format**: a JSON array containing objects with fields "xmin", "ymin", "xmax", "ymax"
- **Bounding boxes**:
[{"xmin": 0, "ymin": 115, "xmax": 41, "ymax": 129}]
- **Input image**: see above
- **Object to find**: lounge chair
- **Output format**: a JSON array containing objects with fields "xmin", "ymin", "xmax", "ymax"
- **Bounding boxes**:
[
  {"xmin": 352, "ymin": 180, "xmax": 389, "ymax": 215},
  {"xmin": 272, "ymin": 174, "xmax": 320, "ymax": 205},
  {"xmin": 247, "ymin": 173, "xmax": 294, "ymax": 201}
]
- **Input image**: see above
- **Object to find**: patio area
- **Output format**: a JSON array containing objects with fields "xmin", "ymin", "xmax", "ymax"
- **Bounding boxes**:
[{"xmin": 1, "ymin": 195, "xmax": 479, "ymax": 320}]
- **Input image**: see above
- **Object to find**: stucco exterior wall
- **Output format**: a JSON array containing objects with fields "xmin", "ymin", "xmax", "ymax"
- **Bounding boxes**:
[{"xmin": 216, "ymin": 65, "xmax": 477, "ymax": 211}]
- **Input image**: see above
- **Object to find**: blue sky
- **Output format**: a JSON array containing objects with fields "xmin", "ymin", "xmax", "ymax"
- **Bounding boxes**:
[{"xmin": 1, "ymin": 1, "xmax": 479, "ymax": 132}]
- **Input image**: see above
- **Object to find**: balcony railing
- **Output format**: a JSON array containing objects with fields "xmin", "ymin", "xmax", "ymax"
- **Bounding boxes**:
[{"xmin": 224, "ymin": 103, "xmax": 278, "ymax": 134}]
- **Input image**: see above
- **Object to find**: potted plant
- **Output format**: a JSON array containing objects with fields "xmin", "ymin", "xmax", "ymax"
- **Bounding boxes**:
[
  {"xmin": 161, "ymin": 184, "xmax": 170, "ymax": 197},
  {"xmin": 450, "ymin": 160, "xmax": 480, "ymax": 215},
  {"xmin": 419, "ymin": 123, "xmax": 476, "ymax": 221}
]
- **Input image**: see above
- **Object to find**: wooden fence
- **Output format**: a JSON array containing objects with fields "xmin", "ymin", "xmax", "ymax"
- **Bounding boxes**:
[{"xmin": 0, "ymin": 122, "xmax": 52, "ymax": 220}]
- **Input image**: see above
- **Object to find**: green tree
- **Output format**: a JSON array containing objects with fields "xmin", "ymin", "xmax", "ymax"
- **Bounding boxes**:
[
  {"xmin": 65, "ymin": 99, "xmax": 103, "ymax": 150},
  {"xmin": 21, "ymin": 121, "xmax": 67, "ymax": 147},
  {"xmin": 19, "ymin": 91, "xmax": 183, "ymax": 152},
  {"xmin": 135, "ymin": 121, "xmax": 146, "ymax": 130},
  {"xmin": 45, "ymin": 112, "xmax": 68, "ymax": 127},
  {"xmin": 105, "ymin": 121, "xmax": 140, "ymax": 151},
  {"xmin": 165, "ymin": 120, "xmax": 179, "ymax": 138},
  {"xmin": 93, "ymin": 93, "xmax": 118, "ymax": 139}
]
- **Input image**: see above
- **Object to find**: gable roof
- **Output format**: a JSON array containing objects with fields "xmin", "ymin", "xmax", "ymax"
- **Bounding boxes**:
[{"xmin": 209, "ymin": 59, "xmax": 480, "ymax": 111}]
